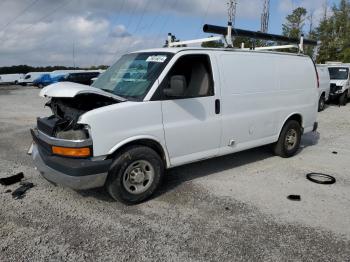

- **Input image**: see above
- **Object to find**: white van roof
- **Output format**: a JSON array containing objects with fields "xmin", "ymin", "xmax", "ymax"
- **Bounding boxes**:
[{"xmin": 132, "ymin": 47, "xmax": 309, "ymax": 58}]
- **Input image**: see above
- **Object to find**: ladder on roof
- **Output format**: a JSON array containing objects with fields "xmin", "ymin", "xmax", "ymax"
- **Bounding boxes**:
[{"xmin": 167, "ymin": 24, "xmax": 319, "ymax": 57}]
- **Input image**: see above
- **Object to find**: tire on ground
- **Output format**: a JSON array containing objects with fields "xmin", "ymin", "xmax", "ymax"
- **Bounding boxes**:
[
  {"xmin": 273, "ymin": 120, "xmax": 302, "ymax": 158},
  {"xmin": 106, "ymin": 145, "xmax": 164, "ymax": 204}
]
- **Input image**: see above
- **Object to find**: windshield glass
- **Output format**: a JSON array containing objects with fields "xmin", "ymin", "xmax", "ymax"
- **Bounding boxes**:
[
  {"xmin": 328, "ymin": 67, "xmax": 349, "ymax": 80},
  {"xmin": 92, "ymin": 52, "xmax": 173, "ymax": 101}
]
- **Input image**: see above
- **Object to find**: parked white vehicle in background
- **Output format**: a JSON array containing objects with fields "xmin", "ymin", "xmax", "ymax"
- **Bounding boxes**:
[
  {"xmin": 18, "ymin": 72, "xmax": 49, "ymax": 86},
  {"xmin": 325, "ymin": 62, "xmax": 350, "ymax": 105},
  {"xmin": 316, "ymin": 65, "xmax": 331, "ymax": 111},
  {"xmin": 30, "ymin": 48, "xmax": 319, "ymax": 204},
  {"xmin": 0, "ymin": 74, "xmax": 24, "ymax": 84}
]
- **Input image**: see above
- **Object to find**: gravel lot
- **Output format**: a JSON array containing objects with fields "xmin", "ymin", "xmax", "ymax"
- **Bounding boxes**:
[{"xmin": 0, "ymin": 85, "xmax": 349, "ymax": 261}]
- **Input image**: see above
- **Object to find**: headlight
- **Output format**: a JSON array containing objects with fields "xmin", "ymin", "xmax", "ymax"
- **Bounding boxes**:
[{"xmin": 55, "ymin": 125, "xmax": 90, "ymax": 140}]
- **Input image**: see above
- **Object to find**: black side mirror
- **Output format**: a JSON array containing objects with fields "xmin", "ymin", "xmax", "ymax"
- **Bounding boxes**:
[{"xmin": 163, "ymin": 75, "xmax": 186, "ymax": 97}]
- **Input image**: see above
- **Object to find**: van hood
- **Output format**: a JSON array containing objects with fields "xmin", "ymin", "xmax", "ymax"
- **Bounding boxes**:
[
  {"xmin": 330, "ymin": 79, "xmax": 347, "ymax": 86},
  {"xmin": 39, "ymin": 82, "xmax": 126, "ymax": 101}
]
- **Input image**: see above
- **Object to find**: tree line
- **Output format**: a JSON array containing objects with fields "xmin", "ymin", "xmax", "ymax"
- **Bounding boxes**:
[
  {"xmin": 202, "ymin": 0, "xmax": 350, "ymax": 63},
  {"xmin": 0, "ymin": 65, "xmax": 108, "ymax": 75},
  {"xmin": 279, "ymin": 0, "xmax": 350, "ymax": 63}
]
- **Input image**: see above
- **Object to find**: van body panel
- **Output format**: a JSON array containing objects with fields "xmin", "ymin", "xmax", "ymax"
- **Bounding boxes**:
[
  {"xmin": 217, "ymin": 52, "xmax": 317, "ymax": 155},
  {"xmin": 78, "ymin": 101, "xmax": 166, "ymax": 159},
  {"xmin": 316, "ymin": 66, "xmax": 331, "ymax": 101}
]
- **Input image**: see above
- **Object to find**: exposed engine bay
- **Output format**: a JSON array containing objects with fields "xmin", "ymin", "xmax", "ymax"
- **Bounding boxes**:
[{"xmin": 38, "ymin": 93, "xmax": 119, "ymax": 140}]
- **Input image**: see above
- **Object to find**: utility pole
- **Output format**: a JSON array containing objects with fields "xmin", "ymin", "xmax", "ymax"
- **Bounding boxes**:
[
  {"xmin": 226, "ymin": 0, "xmax": 237, "ymax": 47},
  {"xmin": 72, "ymin": 41, "xmax": 76, "ymax": 69},
  {"xmin": 227, "ymin": 0, "xmax": 237, "ymax": 27},
  {"xmin": 261, "ymin": 0, "xmax": 270, "ymax": 33}
]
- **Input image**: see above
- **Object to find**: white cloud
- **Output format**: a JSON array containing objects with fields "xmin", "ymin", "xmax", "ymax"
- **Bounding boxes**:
[{"xmin": 0, "ymin": 0, "xmax": 320, "ymax": 67}]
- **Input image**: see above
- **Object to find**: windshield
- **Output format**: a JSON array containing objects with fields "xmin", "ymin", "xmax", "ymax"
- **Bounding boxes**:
[
  {"xmin": 92, "ymin": 52, "xmax": 173, "ymax": 101},
  {"xmin": 328, "ymin": 67, "xmax": 349, "ymax": 80}
]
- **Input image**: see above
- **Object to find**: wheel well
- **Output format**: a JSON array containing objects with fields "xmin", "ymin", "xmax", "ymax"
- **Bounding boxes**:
[
  {"xmin": 108, "ymin": 139, "xmax": 167, "ymax": 166},
  {"xmin": 321, "ymin": 92, "xmax": 326, "ymax": 97},
  {"xmin": 285, "ymin": 114, "xmax": 302, "ymax": 127}
]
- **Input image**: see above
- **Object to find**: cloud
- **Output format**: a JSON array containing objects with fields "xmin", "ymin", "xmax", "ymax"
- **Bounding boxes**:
[
  {"xmin": 109, "ymin": 25, "xmax": 131, "ymax": 38},
  {"xmin": 0, "ymin": 0, "xmax": 327, "ymax": 67}
]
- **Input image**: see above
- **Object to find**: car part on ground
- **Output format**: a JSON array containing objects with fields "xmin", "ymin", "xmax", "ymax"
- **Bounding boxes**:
[
  {"xmin": 0, "ymin": 172, "xmax": 24, "ymax": 186},
  {"xmin": 287, "ymin": 195, "xmax": 301, "ymax": 201},
  {"xmin": 306, "ymin": 173, "xmax": 336, "ymax": 185},
  {"xmin": 12, "ymin": 182, "xmax": 35, "ymax": 199}
]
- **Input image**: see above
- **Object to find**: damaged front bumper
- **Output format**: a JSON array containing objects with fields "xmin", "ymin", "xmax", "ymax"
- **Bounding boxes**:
[{"xmin": 31, "ymin": 129, "xmax": 112, "ymax": 190}]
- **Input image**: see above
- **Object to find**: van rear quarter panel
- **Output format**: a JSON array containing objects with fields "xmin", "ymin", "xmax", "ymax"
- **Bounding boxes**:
[{"xmin": 217, "ymin": 51, "xmax": 317, "ymax": 154}]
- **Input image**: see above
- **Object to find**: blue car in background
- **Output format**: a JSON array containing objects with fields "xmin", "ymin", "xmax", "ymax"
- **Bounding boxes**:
[{"xmin": 33, "ymin": 73, "xmax": 66, "ymax": 88}]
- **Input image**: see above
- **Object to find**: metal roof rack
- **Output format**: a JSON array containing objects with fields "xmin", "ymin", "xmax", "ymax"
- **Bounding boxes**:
[{"xmin": 167, "ymin": 23, "xmax": 319, "ymax": 56}]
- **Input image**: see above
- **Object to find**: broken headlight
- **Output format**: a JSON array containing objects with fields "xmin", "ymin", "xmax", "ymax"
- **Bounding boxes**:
[{"xmin": 55, "ymin": 125, "xmax": 90, "ymax": 140}]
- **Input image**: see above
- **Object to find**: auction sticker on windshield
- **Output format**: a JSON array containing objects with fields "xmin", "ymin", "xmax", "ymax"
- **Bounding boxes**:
[{"xmin": 146, "ymin": 55, "xmax": 167, "ymax": 63}]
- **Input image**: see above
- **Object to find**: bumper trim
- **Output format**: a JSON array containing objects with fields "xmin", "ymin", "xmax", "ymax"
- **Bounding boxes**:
[{"xmin": 32, "ymin": 144, "xmax": 108, "ymax": 190}]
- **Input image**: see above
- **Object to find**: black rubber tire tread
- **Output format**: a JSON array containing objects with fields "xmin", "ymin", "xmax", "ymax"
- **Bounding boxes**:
[
  {"xmin": 306, "ymin": 173, "xmax": 336, "ymax": 185},
  {"xmin": 318, "ymin": 95, "xmax": 326, "ymax": 112},
  {"xmin": 106, "ymin": 146, "xmax": 164, "ymax": 204},
  {"xmin": 339, "ymin": 91, "xmax": 348, "ymax": 106},
  {"xmin": 273, "ymin": 120, "xmax": 302, "ymax": 158}
]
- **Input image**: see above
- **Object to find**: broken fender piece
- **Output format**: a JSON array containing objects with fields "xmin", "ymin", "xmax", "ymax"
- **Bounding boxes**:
[
  {"xmin": 287, "ymin": 195, "xmax": 301, "ymax": 201},
  {"xmin": 12, "ymin": 182, "xmax": 34, "ymax": 199},
  {"xmin": 0, "ymin": 172, "xmax": 24, "ymax": 186}
]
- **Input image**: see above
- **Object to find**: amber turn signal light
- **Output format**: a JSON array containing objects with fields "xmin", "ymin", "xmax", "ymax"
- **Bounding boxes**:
[{"xmin": 52, "ymin": 146, "xmax": 91, "ymax": 157}]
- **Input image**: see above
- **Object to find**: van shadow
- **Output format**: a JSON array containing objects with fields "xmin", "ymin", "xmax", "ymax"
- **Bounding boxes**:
[{"xmin": 79, "ymin": 132, "xmax": 320, "ymax": 203}]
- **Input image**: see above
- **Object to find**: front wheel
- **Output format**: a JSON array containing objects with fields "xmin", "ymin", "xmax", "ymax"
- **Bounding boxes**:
[
  {"xmin": 273, "ymin": 120, "xmax": 302, "ymax": 158},
  {"xmin": 106, "ymin": 146, "xmax": 164, "ymax": 204}
]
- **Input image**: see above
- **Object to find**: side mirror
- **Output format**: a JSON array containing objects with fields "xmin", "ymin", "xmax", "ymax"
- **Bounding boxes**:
[{"xmin": 163, "ymin": 75, "xmax": 186, "ymax": 97}]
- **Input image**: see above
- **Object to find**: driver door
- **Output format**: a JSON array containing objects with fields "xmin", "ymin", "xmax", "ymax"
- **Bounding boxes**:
[{"xmin": 158, "ymin": 54, "xmax": 221, "ymax": 166}]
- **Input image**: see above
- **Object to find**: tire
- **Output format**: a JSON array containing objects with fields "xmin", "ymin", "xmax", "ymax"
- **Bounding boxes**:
[
  {"xmin": 14, "ymin": 81, "xmax": 18, "ymax": 85},
  {"xmin": 106, "ymin": 146, "xmax": 164, "ymax": 204},
  {"xmin": 318, "ymin": 95, "xmax": 326, "ymax": 112},
  {"xmin": 339, "ymin": 91, "xmax": 348, "ymax": 106},
  {"xmin": 273, "ymin": 120, "xmax": 302, "ymax": 158},
  {"xmin": 38, "ymin": 84, "xmax": 43, "ymax": 89}
]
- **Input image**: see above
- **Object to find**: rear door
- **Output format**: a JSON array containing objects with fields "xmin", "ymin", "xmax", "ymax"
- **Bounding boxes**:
[{"xmin": 158, "ymin": 54, "xmax": 222, "ymax": 166}]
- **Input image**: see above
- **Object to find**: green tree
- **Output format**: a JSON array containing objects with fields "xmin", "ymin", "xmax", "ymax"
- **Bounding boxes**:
[
  {"xmin": 201, "ymin": 36, "xmax": 225, "ymax": 48},
  {"xmin": 282, "ymin": 7, "xmax": 308, "ymax": 38}
]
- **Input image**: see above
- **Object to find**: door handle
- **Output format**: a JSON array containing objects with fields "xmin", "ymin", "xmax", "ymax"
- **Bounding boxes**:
[{"xmin": 215, "ymin": 99, "xmax": 220, "ymax": 114}]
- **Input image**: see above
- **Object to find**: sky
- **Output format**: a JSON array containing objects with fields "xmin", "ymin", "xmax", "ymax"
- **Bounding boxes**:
[{"xmin": 0, "ymin": 0, "xmax": 340, "ymax": 67}]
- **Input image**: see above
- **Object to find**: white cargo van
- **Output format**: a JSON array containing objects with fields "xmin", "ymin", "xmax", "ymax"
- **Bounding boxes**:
[
  {"xmin": 19, "ymin": 72, "xmax": 49, "ymax": 86},
  {"xmin": 0, "ymin": 74, "xmax": 24, "ymax": 84},
  {"xmin": 30, "ymin": 48, "xmax": 318, "ymax": 204},
  {"xmin": 326, "ymin": 63, "xmax": 350, "ymax": 105},
  {"xmin": 316, "ymin": 65, "xmax": 331, "ymax": 111}
]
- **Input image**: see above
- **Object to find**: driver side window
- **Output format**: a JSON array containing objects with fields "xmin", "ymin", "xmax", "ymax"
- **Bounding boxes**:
[{"xmin": 154, "ymin": 54, "xmax": 214, "ymax": 100}]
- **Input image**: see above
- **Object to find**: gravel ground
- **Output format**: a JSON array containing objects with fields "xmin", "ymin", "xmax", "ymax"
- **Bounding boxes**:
[{"xmin": 0, "ymin": 85, "xmax": 349, "ymax": 261}]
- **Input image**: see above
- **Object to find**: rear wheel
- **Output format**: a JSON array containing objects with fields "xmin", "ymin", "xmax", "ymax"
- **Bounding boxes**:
[
  {"xmin": 339, "ymin": 91, "xmax": 348, "ymax": 106},
  {"xmin": 38, "ymin": 84, "xmax": 44, "ymax": 89},
  {"xmin": 318, "ymin": 95, "xmax": 326, "ymax": 112},
  {"xmin": 273, "ymin": 120, "xmax": 302, "ymax": 158},
  {"xmin": 106, "ymin": 146, "xmax": 164, "ymax": 204}
]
